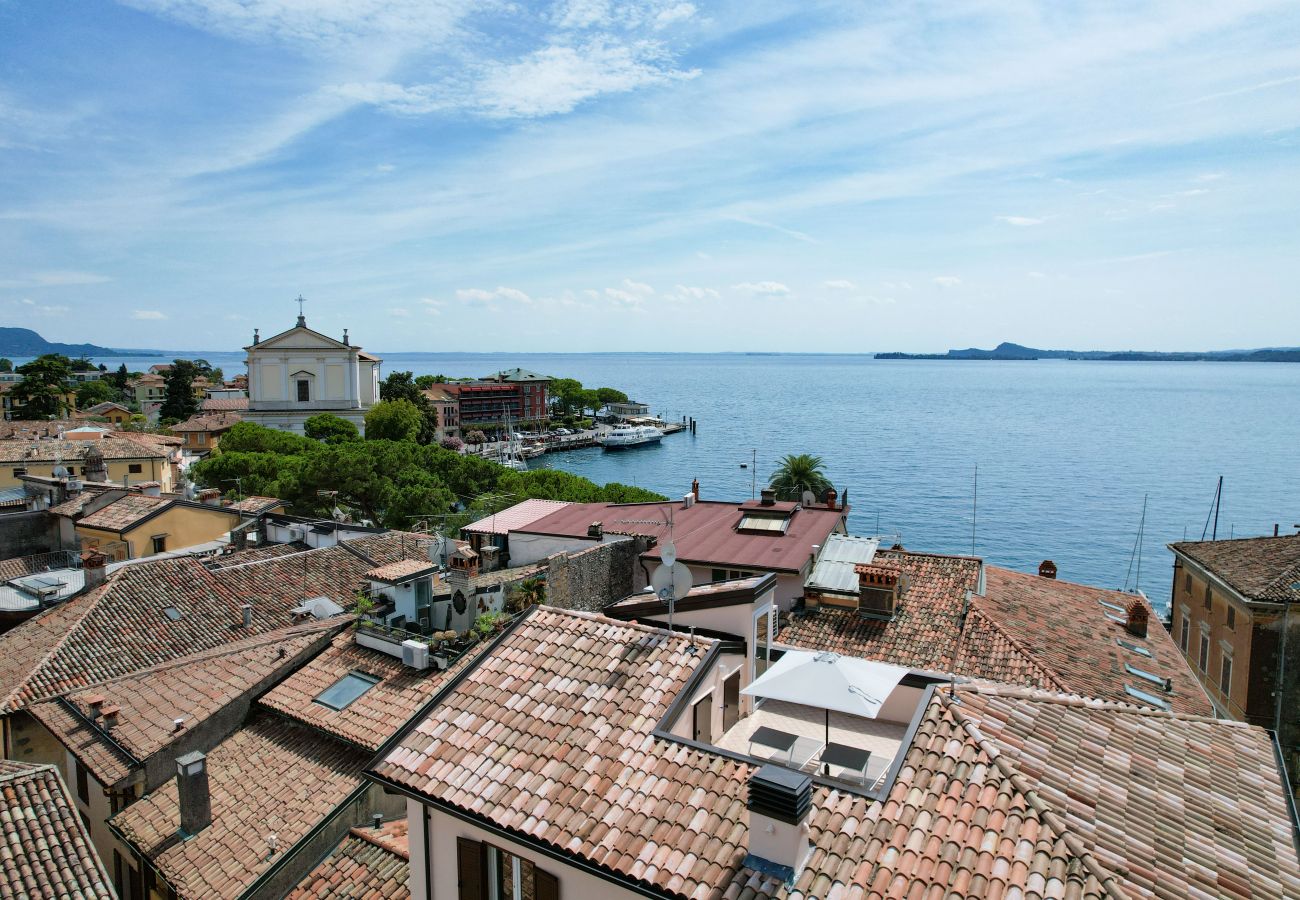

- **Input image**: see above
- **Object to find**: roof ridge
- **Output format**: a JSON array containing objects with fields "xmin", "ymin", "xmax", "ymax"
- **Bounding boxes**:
[
  {"xmin": 538, "ymin": 604, "xmax": 713, "ymax": 646},
  {"xmin": 0, "ymin": 577, "xmax": 114, "ymax": 713},
  {"xmin": 346, "ymin": 825, "xmax": 410, "ymax": 859},
  {"xmin": 0, "ymin": 760, "xmax": 60, "ymax": 784},
  {"xmin": 963, "ymin": 682, "xmax": 1252, "ymax": 726},
  {"xmin": 959, "ymin": 602, "xmax": 1071, "ymax": 692},
  {"xmin": 941, "ymin": 694, "xmax": 1134, "ymax": 899}
]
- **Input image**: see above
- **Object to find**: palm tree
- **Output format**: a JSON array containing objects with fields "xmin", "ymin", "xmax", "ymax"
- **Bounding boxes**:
[{"xmin": 768, "ymin": 453, "xmax": 834, "ymax": 502}]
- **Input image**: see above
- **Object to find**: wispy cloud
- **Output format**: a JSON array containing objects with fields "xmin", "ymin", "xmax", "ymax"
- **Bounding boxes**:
[
  {"xmin": 387, "ymin": 307, "xmax": 410, "ymax": 317},
  {"xmin": 823, "ymin": 279, "xmax": 855, "ymax": 290},
  {"xmin": 131, "ymin": 310, "xmax": 167, "ymax": 320},
  {"xmin": 732, "ymin": 281, "xmax": 791, "ymax": 297},
  {"xmin": 0, "ymin": 271, "xmax": 111, "ymax": 288},
  {"xmin": 995, "ymin": 215, "xmax": 1045, "ymax": 227},
  {"xmin": 456, "ymin": 286, "xmax": 532, "ymax": 304},
  {"xmin": 933, "ymin": 276, "xmax": 962, "ymax": 288}
]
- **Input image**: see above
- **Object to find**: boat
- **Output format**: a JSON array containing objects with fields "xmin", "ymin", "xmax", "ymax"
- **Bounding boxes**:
[
  {"xmin": 599, "ymin": 424, "xmax": 664, "ymax": 450},
  {"xmin": 494, "ymin": 416, "xmax": 529, "ymax": 470}
]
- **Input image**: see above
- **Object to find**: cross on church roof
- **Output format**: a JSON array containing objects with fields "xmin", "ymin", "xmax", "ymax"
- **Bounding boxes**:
[{"xmin": 295, "ymin": 294, "xmax": 307, "ymax": 326}]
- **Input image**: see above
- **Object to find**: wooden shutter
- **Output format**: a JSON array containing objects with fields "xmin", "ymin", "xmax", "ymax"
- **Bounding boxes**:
[
  {"xmin": 457, "ymin": 837, "xmax": 484, "ymax": 900},
  {"xmin": 535, "ymin": 867, "xmax": 560, "ymax": 900}
]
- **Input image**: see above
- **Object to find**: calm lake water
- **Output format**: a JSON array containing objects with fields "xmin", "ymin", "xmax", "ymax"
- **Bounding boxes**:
[{"xmin": 78, "ymin": 351, "xmax": 1300, "ymax": 610}]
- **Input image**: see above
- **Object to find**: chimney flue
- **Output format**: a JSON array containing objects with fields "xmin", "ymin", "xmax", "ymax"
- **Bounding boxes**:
[
  {"xmin": 745, "ymin": 765, "xmax": 812, "ymax": 880},
  {"xmin": 101, "ymin": 704, "xmax": 120, "ymax": 730},
  {"xmin": 824, "ymin": 487, "xmax": 837, "ymax": 510},
  {"xmin": 1038, "ymin": 560, "xmax": 1057, "ymax": 579},
  {"xmin": 176, "ymin": 751, "xmax": 212, "ymax": 837},
  {"xmin": 1125, "ymin": 598, "xmax": 1149, "ymax": 638},
  {"xmin": 760, "ymin": 488, "xmax": 776, "ymax": 506},
  {"xmin": 241, "ymin": 604, "xmax": 253, "ymax": 628},
  {"xmin": 81, "ymin": 550, "xmax": 108, "ymax": 591}
]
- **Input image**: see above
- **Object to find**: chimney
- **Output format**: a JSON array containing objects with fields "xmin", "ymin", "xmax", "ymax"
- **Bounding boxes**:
[
  {"xmin": 372, "ymin": 813, "xmax": 383, "ymax": 830},
  {"xmin": 85, "ymin": 695, "xmax": 106, "ymax": 721},
  {"xmin": 1125, "ymin": 598, "xmax": 1149, "ymax": 638},
  {"xmin": 198, "ymin": 488, "xmax": 222, "ymax": 506},
  {"xmin": 241, "ymin": 604, "xmax": 253, "ymax": 628},
  {"xmin": 760, "ymin": 488, "xmax": 776, "ymax": 506},
  {"xmin": 587, "ymin": 521, "xmax": 603, "ymax": 539},
  {"xmin": 175, "ymin": 751, "xmax": 212, "ymax": 837},
  {"xmin": 824, "ymin": 487, "xmax": 837, "ymax": 510},
  {"xmin": 343, "ymin": 329, "xmax": 350, "ymax": 346},
  {"xmin": 691, "ymin": 478, "xmax": 700, "ymax": 501},
  {"xmin": 253, "ymin": 328, "xmax": 260, "ymax": 345},
  {"xmin": 1038, "ymin": 560, "xmax": 1057, "ymax": 579},
  {"xmin": 81, "ymin": 550, "xmax": 108, "ymax": 591},
  {"xmin": 744, "ymin": 765, "xmax": 812, "ymax": 880},
  {"xmin": 101, "ymin": 704, "xmax": 120, "ymax": 730}
]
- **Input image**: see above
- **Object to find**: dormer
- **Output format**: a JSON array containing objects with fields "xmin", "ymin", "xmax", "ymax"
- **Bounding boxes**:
[
  {"xmin": 854, "ymin": 563, "xmax": 907, "ymax": 620},
  {"xmin": 736, "ymin": 491, "xmax": 799, "ymax": 535}
]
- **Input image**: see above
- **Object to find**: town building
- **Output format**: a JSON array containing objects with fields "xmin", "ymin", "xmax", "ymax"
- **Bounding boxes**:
[
  {"xmin": 53, "ymin": 491, "xmax": 249, "ymax": 560},
  {"xmin": 77, "ymin": 401, "xmax": 134, "ymax": 425},
  {"xmin": 605, "ymin": 399, "xmax": 651, "ymax": 420},
  {"xmin": 371, "ymin": 605, "xmax": 1300, "ymax": 899},
  {"xmin": 244, "ymin": 311, "xmax": 381, "ymax": 435},
  {"xmin": 169, "ymin": 409, "xmax": 243, "ymax": 454},
  {"xmin": 0, "ymin": 759, "xmax": 115, "ymax": 899},
  {"xmin": 0, "ymin": 380, "xmax": 79, "ymax": 420},
  {"xmin": 0, "ymin": 434, "xmax": 177, "ymax": 492},
  {"xmin": 445, "ymin": 368, "xmax": 552, "ymax": 429},
  {"xmin": 421, "ymin": 384, "xmax": 461, "ymax": 442}
]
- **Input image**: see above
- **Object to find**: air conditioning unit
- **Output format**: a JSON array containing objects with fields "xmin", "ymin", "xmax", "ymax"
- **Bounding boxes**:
[{"xmin": 401, "ymin": 639, "xmax": 430, "ymax": 671}]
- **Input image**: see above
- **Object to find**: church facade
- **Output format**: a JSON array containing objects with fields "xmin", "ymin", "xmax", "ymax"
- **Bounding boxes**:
[{"xmin": 243, "ymin": 314, "xmax": 381, "ymax": 435}]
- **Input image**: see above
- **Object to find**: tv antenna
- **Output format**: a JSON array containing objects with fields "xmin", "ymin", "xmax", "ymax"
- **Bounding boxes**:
[{"xmin": 1122, "ymin": 493, "xmax": 1147, "ymax": 593}]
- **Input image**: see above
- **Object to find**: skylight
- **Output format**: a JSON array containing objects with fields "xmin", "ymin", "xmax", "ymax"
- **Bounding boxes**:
[
  {"xmin": 1125, "ymin": 684, "xmax": 1170, "ymax": 710},
  {"xmin": 1125, "ymin": 663, "xmax": 1171, "ymax": 690},
  {"xmin": 1116, "ymin": 638, "xmax": 1152, "ymax": 658},
  {"xmin": 314, "ymin": 672, "xmax": 380, "ymax": 711},
  {"xmin": 162, "ymin": 606, "xmax": 182, "ymax": 621},
  {"xmin": 738, "ymin": 514, "xmax": 789, "ymax": 533},
  {"xmin": 1098, "ymin": 600, "xmax": 1126, "ymax": 613}
]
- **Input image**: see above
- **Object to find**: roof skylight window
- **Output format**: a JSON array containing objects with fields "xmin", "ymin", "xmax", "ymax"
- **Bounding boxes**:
[
  {"xmin": 1125, "ymin": 663, "xmax": 1172, "ymax": 691},
  {"xmin": 737, "ymin": 514, "xmax": 789, "ymax": 533},
  {"xmin": 1116, "ymin": 638, "xmax": 1152, "ymax": 658},
  {"xmin": 314, "ymin": 672, "xmax": 380, "ymax": 711},
  {"xmin": 1124, "ymin": 684, "xmax": 1170, "ymax": 710},
  {"xmin": 1098, "ymin": 600, "xmax": 1126, "ymax": 613},
  {"xmin": 162, "ymin": 606, "xmax": 182, "ymax": 621}
]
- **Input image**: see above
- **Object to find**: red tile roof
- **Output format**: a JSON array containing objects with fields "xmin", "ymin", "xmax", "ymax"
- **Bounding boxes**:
[
  {"xmin": 0, "ymin": 437, "xmax": 167, "ymax": 463},
  {"xmin": 372, "ymin": 607, "xmax": 1300, "ymax": 898},
  {"xmin": 364, "ymin": 559, "xmax": 435, "ymax": 583},
  {"xmin": 226, "ymin": 495, "xmax": 283, "ymax": 513},
  {"xmin": 30, "ymin": 622, "xmax": 340, "ymax": 788},
  {"xmin": 1171, "ymin": 533, "xmax": 1300, "ymax": 603},
  {"xmin": 169, "ymin": 411, "xmax": 243, "ymax": 434},
  {"xmin": 519, "ymin": 499, "xmax": 847, "ymax": 573},
  {"xmin": 286, "ymin": 821, "xmax": 409, "ymax": 899},
  {"xmin": 112, "ymin": 713, "xmax": 369, "ymax": 900},
  {"xmin": 0, "ymin": 761, "xmax": 115, "ymax": 899},
  {"xmin": 200, "ymin": 397, "xmax": 249, "ymax": 412},
  {"xmin": 76, "ymin": 493, "xmax": 171, "ymax": 531},
  {"xmin": 260, "ymin": 631, "xmax": 486, "ymax": 750},
  {"xmin": 461, "ymin": 498, "xmax": 573, "ymax": 535}
]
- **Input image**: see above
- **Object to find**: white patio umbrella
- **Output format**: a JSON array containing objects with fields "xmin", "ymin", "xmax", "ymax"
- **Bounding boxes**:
[{"xmin": 742, "ymin": 650, "xmax": 910, "ymax": 769}]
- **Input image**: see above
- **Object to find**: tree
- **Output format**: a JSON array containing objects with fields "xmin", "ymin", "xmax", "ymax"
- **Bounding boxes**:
[
  {"xmin": 440, "ymin": 436, "xmax": 465, "ymax": 452},
  {"xmin": 365, "ymin": 400, "xmax": 422, "ymax": 442},
  {"xmin": 160, "ymin": 359, "xmax": 201, "ymax": 422},
  {"xmin": 549, "ymin": 378, "xmax": 584, "ymax": 415},
  {"xmin": 595, "ymin": 387, "xmax": 628, "ymax": 407},
  {"xmin": 304, "ymin": 413, "xmax": 360, "ymax": 444},
  {"xmin": 379, "ymin": 371, "xmax": 424, "ymax": 405},
  {"xmin": 466, "ymin": 430, "xmax": 487, "ymax": 445},
  {"xmin": 76, "ymin": 379, "xmax": 119, "ymax": 409},
  {"xmin": 11, "ymin": 354, "xmax": 74, "ymax": 419},
  {"xmin": 0, "ymin": 358, "xmax": 12, "ymax": 373},
  {"xmin": 768, "ymin": 454, "xmax": 834, "ymax": 502},
  {"xmin": 578, "ymin": 389, "xmax": 602, "ymax": 417},
  {"xmin": 109, "ymin": 364, "xmax": 130, "ymax": 393}
]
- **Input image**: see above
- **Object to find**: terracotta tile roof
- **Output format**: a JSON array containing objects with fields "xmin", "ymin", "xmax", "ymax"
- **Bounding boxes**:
[
  {"xmin": 169, "ymin": 411, "xmax": 243, "ymax": 433},
  {"xmin": 969, "ymin": 567, "xmax": 1212, "ymax": 715},
  {"xmin": 0, "ymin": 761, "xmax": 115, "ymax": 899},
  {"xmin": 226, "ymin": 495, "xmax": 283, "ymax": 513},
  {"xmin": 776, "ymin": 549, "xmax": 982, "ymax": 669},
  {"xmin": 344, "ymin": 531, "xmax": 438, "ymax": 567},
  {"xmin": 80, "ymin": 401, "xmax": 132, "ymax": 416},
  {"xmin": 372, "ymin": 607, "xmax": 1300, "ymax": 898},
  {"xmin": 0, "ymin": 419, "xmax": 87, "ymax": 441},
  {"xmin": 1171, "ymin": 533, "xmax": 1300, "ymax": 603},
  {"xmin": 29, "ymin": 622, "xmax": 340, "ymax": 788},
  {"xmin": 286, "ymin": 821, "xmax": 409, "ymax": 900},
  {"xmin": 112, "ymin": 713, "xmax": 369, "ymax": 900},
  {"xmin": 520, "ymin": 500, "xmax": 847, "ymax": 574},
  {"xmin": 204, "ymin": 541, "xmax": 308, "ymax": 568},
  {"xmin": 76, "ymin": 493, "xmax": 171, "ymax": 531},
  {"xmin": 200, "ymin": 397, "xmax": 249, "ymax": 412},
  {"xmin": 0, "ymin": 554, "xmax": 348, "ymax": 714},
  {"xmin": 0, "ymin": 550, "xmax": 80, "ymax": 583},
  {"xmin": 364, "ymin": 559, "xmax": 434, "ymax": 583},
  {"xmin": 461, "ymin": 498, "xmax": 573, "ymax": 535},
  {"xmin": 0, "ymin": 438, "xmax": 167, "ymax": 463},
  {"xmin": 260, "ymin": 631, "xmax": 485, "ymax": 750},
  {"xmin": 113, "ymin": 430, "xmax": 183, "ymax": 447},
  {"xmin": 47, "ymin": 488, "xmax": 120, "ymax": 519}
]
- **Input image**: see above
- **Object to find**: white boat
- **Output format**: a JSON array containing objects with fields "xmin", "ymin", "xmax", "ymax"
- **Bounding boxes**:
[{"xmin": 599, "ymin": 424, "xmax": 663, "ymax": 450}]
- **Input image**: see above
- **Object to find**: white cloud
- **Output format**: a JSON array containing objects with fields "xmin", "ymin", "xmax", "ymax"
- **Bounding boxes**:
[
  {"xmin": 604, "ymin": 287, "xmax": 643, "ymax": 306},
  {"xmin": 456, "ymin": 286, "xmax": 532, "ymax": 304},
  {"xmin": 933, "ymin": 276, "xmax": 962, "ymax": 288},
  {"xmin": 654, "ymin": 3, "xmax": 695, "ymax": 29},
  {"xmin": 388, "ymin": 307, "xmax": 410, "ymax": 317},
  {"xmin": 823, "ymin": 279, "xmax": 855, "ymax": 290},
  {"xmin": 0, "ymin": 271, "xmax": 111, "ymax": 289},
  {"xmin": 33, "ymin": 304, "xmax": 69, "ymax": 317},
  {"xmin": 20, "ymin": 298, "xmax": 34, "ymax": 305},
  {"xmin": 375, "ymin": 163, "xmax": 395, "ymax": 173},
  {"xmin": 1027, "ymin": 271, "xmax": 1047, "ymax": 279},
  {"xmin": 131, "ymin": 310, "xmax": 167, "ymax": 320},
  {"xmin": 420, "ymin": 297, "xmax": 445, "ymax": 315},
  {"xmin": 666, "ymin": 284, "xmax": 719, "ymax": 301},
  {"xmin": 995, "ymin": 215, "xmax": 1045, "ymax": 227},
  {"xmin": 620, "ymin": 278, "xmax": 654, "ymax": 296},
  {"xmin": 1194, "ymin": 172, "xmax": 1226, "ymax": 182},
  {"xmin": 732, "ymin": 281, "xmax": 791, "ymax": 297}
]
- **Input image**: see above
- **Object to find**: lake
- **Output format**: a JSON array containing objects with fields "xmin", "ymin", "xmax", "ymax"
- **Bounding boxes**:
[{"xmin": 75, "ymin": 350, "xmax": 1300, "ymax": 611}]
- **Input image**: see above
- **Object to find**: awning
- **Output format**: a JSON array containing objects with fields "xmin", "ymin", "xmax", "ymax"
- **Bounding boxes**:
[{"xmin": 742, "ymin": 650, "xmax": 910, "ymax": 719}]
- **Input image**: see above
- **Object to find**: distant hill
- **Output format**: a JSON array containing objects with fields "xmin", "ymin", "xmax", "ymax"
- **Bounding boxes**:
[
  {"xmin": 0, "ymin": 327, "xmax": 160, "ymax": 358},
  {"xmin": 876, "ymin": 341, "xmax": 1300, "ymax": 362}
]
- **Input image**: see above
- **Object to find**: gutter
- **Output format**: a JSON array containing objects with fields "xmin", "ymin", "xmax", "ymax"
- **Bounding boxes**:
[{"xmin": 1270, "ymin": 728, "xmax": 1300, "ymax": 859}]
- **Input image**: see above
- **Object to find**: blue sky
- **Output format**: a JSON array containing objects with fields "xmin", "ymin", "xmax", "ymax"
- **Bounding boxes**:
[{"xmin": 1, "ymin": 0, "xmax": 1298, "ymax": 353}]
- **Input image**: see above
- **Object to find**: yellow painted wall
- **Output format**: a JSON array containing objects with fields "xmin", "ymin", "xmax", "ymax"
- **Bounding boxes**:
[
  {"xmin": 0, "ymin": 456, "xmax": 170, "ymax": 491},
  {"xmin": 77, "ymin": 504, "xmax": 242, "ymax": 559}
]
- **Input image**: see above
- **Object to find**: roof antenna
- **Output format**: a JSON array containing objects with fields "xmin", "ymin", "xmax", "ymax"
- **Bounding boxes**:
[
  {"xmin": 1122, "ymin": 493, "xmax": 1147, "ymax": 593},
  {"xmin": 970, "ymin": 463, "xmax": 978, "ymax": 556},
  {"xmin": 949, "ymin": 590, "xmax": 971, "ymax": 701},
  {"xmin": 1200, "ymin": 476, "xmax": 1223, "ymax": 541}
]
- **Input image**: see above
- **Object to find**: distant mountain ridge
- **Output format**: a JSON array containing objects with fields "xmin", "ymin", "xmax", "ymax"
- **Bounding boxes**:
[
  {"xmin": 876, "ymin": 341, "xmax": 1300, "ymax": 362},
  {"xmin": 0, "ymin": 327, "xmax": 161, "ymax": 358}
]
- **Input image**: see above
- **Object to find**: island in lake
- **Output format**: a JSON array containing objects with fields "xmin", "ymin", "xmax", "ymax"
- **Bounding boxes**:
[{"xmin": 876, "ymin": 341, "xmax": 1300, "ymax": 362}]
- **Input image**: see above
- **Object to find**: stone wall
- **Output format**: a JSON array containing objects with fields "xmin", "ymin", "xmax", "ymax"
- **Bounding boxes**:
[
  {"xmin": 0, "ymin": 510, "xmax": 59, "ymax": 559},
  {"xmin": 545, "ymin": 536, "xmax": 652, "ymax": 613}
]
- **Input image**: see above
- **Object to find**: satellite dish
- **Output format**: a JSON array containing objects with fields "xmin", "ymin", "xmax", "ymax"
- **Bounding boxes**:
[
  {"xmin": 650, "ymin": 561, "xmax": 693, "ymax": 601},
  {"xmin": 660, "ymin": 541, "xmax": 677, "ymax": 567},
  {"xmin": 801, "ymin": 490, "xmax": 816, "ymax": 506}
]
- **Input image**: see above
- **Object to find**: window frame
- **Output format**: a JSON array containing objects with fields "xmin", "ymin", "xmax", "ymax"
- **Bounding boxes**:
[
  {"xmin": 1220, "ymin": 652, "xmax": 1233, "ymax": 693},
  {"xmin": 297, "ymin": 379, "xmax": 311, "ymax": 402},
  {"xmin": 75, "ymin": 759, "xmax": 90, "ymax": 805},
  {"xmin": 313, "ymin": 671, "xmax": 381, "ymax": 711},
  {"xmin": 128, "ymin": 463, "xmax": 143, "ymax": 474},
  {"xmin": 1179, "ymin": 615, "xmax": 1189, "ymax": 651},
  {"xmin": 1198, "ymin": 630, "xmax": 1210, "ymax": 672}
]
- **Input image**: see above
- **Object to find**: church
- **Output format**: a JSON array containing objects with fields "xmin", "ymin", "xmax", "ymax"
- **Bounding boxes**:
[{"xmin": 243, "ymin": 304, "xmax": 381, "ymax": 435}]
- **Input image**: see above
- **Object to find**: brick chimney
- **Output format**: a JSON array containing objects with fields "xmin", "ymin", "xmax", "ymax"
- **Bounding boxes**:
[
  {"xmin": 856, "ymin": 564, "xmax": 903, "ymax": 619},
  {"xmin": 81, "ymin": 549, "xmax": 108, "ymax": 591},
  {"xmin": 175, "ymin": 751, "xmax": 212, "ymax": 837},
  {"xmin": 101, "ymin": 704, "xmax": 120, "ymax": 730},
  {"xmin": 744, "ymin": 765, "xmax": 812, "ymax": 881},
  {"xmin": 1038, "ymin": 560, "xmax": 1057, "ymax": 579},
  {"xmin": 1125, "ymin": 598, "xmax": 1149, "ymax": 638},
  {"xmin": 824, "ymin": 487, "xmax": 837, "ymax": 510}
]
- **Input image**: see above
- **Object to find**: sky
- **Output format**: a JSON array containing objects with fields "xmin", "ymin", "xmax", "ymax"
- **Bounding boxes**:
[{"xmin": 1, "ymin": 1, "xmax": 1298, "ymax": 354}]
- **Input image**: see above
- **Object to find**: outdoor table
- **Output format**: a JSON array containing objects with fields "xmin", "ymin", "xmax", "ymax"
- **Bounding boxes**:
[
  {"xmin": 748, "ymin": 726, "xmax": 801, "ymax": 765},
  {"xmin": 820, "ymin": 742, "xmax": 871, "ymax": 783}
]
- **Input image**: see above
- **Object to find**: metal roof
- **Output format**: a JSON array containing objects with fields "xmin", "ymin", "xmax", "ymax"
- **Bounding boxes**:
[{"xmin": 805, "ymin": 533, "xmax": 880, "ymax": 594}]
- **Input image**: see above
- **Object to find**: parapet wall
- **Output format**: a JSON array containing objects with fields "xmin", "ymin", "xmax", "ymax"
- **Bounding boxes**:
[{"xmin": 546, "ymin": 536, "xmax": 652, "ymax": 613}]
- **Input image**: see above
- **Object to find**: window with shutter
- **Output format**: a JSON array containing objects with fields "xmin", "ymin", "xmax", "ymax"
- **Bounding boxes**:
[
  {"xmin": 458, "ymin": 837, "xmax": 484, "ymax": 900},
  {"xmin": 535, "ymin": 868, "xmax": 560, "ymax": 900}
]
